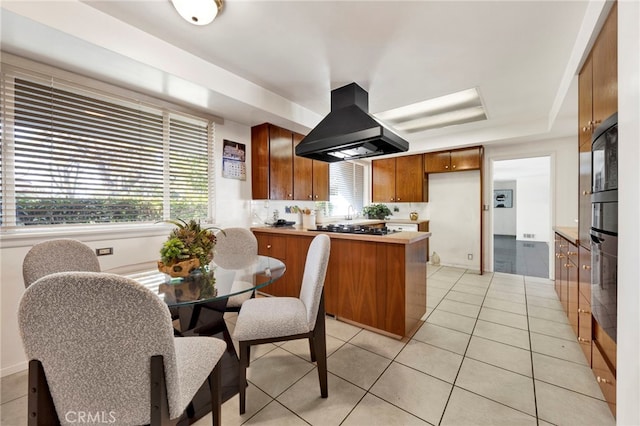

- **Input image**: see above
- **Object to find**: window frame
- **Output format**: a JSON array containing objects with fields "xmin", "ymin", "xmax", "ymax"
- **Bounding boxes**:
[{"xmin": 0, "ymin": 57, "xmax": 221, "ymax": 236}]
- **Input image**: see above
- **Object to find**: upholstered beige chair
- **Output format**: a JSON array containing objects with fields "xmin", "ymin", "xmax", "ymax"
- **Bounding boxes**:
[
  {"xmin": 213, "ymin": 227, "xmax": 259, "ymax": 312},
  {"xmin": 18, "ymin": 271, "xmax": 227, "ymax": 425},
  {"xmin": 233, "ymin": 233, "xmax": 330, "ymax": 414},
  {"xmin": 22, "ymin": 239, "xmax": 100, "ymax": 288}
]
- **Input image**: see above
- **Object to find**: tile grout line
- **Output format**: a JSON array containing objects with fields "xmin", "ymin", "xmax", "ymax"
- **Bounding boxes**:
[{"xmin": 523, "ymin": 278, "xmax": 542, "ymax": 426}]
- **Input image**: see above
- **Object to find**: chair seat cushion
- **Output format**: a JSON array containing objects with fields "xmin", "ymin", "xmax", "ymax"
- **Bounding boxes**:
[
  {"xmin": 226, "ymin": 280, "xmax": 254, "ymax": 308},
  {"xmin": 233, "ymin": 297, "xmax": 310, "ymax": 341},
  {"xmin": 173, "ymin": 336, "xmax": 227, "ymax": 417}
]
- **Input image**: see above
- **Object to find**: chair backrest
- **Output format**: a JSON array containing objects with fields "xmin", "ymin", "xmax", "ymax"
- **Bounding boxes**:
[
  {"xmin": 22, "ymin": 239, "xmax": 100, "ymax": 288},
  {"xmin": 18, "ymin": 271, "xmax": 181, "ymax": 425},
  {"xmin": 299, "ymin": 234, "xmax": 331, "ymax": 330},
  {"xmin": 213, "ymin": 228, "xmax": 258, "ymax": 270}
]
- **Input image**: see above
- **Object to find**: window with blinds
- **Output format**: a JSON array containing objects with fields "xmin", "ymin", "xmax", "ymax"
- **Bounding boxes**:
[
  {"xmin": 329, "ymin": 161, "xmax": 364, "ymax": 216},
  {"xmin": 0, "ymin": 72, "xmax": 214, "ymax": 228}
]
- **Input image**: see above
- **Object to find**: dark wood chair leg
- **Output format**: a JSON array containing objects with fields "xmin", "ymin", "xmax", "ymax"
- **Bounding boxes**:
[
  {"xmin": 313, "ymin": 295, "xmax": 328, "ymax": 398},
  {"xmin": 208, "ymin": 363, "xmax": 222, "ymax": 425},
  {"xmin": 150, "ymin": 355, "xmax": 172, "ymax": 425},
  {"xmin": 238, "ymin": 341, "xmax": 250, "ymax": 415},
  {"xmin": 308, "ymin": 337, "xmax": 317, "ymax": 362},
  {"xmin": 28, "ymin": 360, "xmax": 60, "ymax": 426}
]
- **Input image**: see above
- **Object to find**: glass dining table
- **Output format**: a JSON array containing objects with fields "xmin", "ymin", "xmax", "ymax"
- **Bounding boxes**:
[{"xmin": 123, "ymin": 255, "xmax": 286, "ymax": 422}]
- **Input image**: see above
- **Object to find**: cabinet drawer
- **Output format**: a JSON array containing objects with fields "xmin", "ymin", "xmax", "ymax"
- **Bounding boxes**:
[
  {"xmin": 256, "ymin": 234, "xmax": 286, "ymax": 260},
  {"xmin": 592, "ymin": 343, "xmax": 616, "ymax": 416}
]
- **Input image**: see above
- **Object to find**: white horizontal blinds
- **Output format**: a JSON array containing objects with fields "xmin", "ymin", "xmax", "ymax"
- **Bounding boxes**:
[
  {"xmin": 13, "ymin": 77, "xmax": 165, "ymax": 225},
  {"xmin": 329, "ymin": 161, "xmax": 364, "ymax": 216},
  {"xmin": 169, "ymin": 115, "xmax": 209, "ymax": 220}
]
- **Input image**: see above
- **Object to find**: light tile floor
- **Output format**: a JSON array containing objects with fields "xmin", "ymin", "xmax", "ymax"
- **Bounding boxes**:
[{"xmin": 1, "ymin": 265, "xmax": 616, "ymax": 425}]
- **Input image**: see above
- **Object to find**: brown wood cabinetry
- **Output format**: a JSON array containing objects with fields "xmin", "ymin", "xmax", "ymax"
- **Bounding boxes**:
[
  {"xmin": 554, "ymin": 234, "xmax": 578, "ymax": 335},
  {"xmin": 578, "ymin": 3, "xmax": 617, "ymax": 154},
  {"xmin": 593, "ymin": 340, "xmax": 616, "ymax": 416},
  {"xmin": 251, "ymin": 123, "xmax": 328, "ymax": 201},
  {"xmin": 424, "ymin": 147, "xmax": 482, "ymax": 173},
  {"xmin": 252, "ymin": 228, "xmax": 428, "ymax": 337},
  {"xmin": 578, "ymin": 142, "xmax": 592, "ymax": 248},
  {"xmin": 293, "ymin": 133, "xmax": 329, "ymax": 201},
  {"xmin": 592, "ymin": 2, "xmax": 618, "ymax": 128},
  {"xmin": 577, "ymin": 246, "xmax": 592, "ymax": 364},
  {"xmin": 372, "ymin": 154, "xmax": 426, "ymax": 203}
]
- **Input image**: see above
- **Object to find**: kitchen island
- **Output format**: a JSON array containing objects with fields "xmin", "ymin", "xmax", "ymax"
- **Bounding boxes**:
[{"xmin": 251, "ymin": 226, "xmax": 430, "ymax": 338}]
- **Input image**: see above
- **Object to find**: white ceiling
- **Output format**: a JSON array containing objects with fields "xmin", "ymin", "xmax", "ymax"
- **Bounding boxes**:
[{"xmin": 0, "ymin": 0, "xmax": 611, "ymax": 154}]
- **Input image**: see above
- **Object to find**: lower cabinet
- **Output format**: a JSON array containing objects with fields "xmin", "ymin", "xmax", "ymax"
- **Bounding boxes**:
[
  {"xmin": 555, "ymin": 232, "xmax": 616, "ymax": 417},
  {"xmin": 253, "ymin": 230, "xmax": 427, "ymax": 337}
]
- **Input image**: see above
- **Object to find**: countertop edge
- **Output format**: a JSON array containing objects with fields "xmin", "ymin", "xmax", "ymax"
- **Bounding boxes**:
[
  {"xmin": 251, "ymin": 226, "xmax": 431, "ymax": 245},
  {"xmin": 553, "ymin": 226, "xmax": 579, "ymax": 245}
]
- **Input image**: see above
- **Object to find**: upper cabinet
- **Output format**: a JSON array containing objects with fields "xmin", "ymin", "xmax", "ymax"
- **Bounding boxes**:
[
  {"xmin": 293, "ymin": 133, "xmax": 329, "ymax": 201},
  {"xmin": 372, "ymin": 154, "xmax": 426, "ymax": 203},
  {"xmin": 579, "ymin": 3, "xmax": 617, "ymax": 148},
  {"xmin": 251, "ymin": 123, "xmax": 329, "ymax": 201},
  {"xmin": 424, "ymin": 147, "xmax": 482, "ymax": 174}
]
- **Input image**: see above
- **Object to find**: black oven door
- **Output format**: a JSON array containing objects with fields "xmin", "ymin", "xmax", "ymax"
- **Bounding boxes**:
[{"xmin": 590, "ymin": 228, "xmax": 617, "ymax": 342}]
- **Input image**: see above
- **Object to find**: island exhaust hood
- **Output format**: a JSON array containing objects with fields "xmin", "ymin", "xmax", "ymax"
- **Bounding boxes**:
[{"xmin": 295, "ymin": 83, "xmax": 409, "ymax": 162}]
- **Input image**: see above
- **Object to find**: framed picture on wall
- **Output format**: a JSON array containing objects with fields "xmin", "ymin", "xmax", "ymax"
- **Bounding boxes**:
[
  {"xmin": 222, "ymin": 140, "xmax": 246, "ymax": 180},
  {"xmin": 494, "ymin": 189, "xmax": 513, "ymax": 208}
]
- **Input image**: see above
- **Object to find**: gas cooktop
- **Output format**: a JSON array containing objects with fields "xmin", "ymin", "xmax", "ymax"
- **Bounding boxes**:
[{"xmin": 311, "ymin": 224, "xmax": 397, "ymax": 236}]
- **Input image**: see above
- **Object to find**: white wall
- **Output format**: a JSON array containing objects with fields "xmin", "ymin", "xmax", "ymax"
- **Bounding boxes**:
[
  {"xmin": 0, "ymin": 118, "xmax": 253, "ymax": 376},
  {"xmin": 617, "ymin": 2, "xmax": 640, "ymax": 423},
  {"xmin": 493, "ymin": 180, "xmax": 517, "ymax": 235},
  {"xmin": 428, "ymin": 171, "xmax": 481, "ymax": 270},
  {"xmin": 516, "ymin": 173, "xmax": 550, "ymax": 243}
]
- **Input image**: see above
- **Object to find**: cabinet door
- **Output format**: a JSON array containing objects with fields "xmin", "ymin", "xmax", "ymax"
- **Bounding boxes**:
[
  {"xmin": 424, "ymin": 151, "xmax": 451, "ymax": 173},
  {"xmin": 254, "ymin": 233, "xmax": 288, "ymax": 296},
  {"xmin": 395, "ymin": 154, "xmax": 424, "ymax": 202},
  {"xmin": 450, "ymin": 147, "xmax": 481, "ymax": 171},
  {"xmin": 293, "ymin": 133, "xmax": 313, "ymax": 200},
  {"xmin": 269, "ymin": 126, "xmax": 294, "ymax": 200},
  {"xmin": 592, "ymin": 2, "xmax": 617, "ymax": 127},
  {"xmin": 251, "ymin": 124, "xmax": 270, "ymax": 199},
  {"xmin": 567, "ymin": 255, "xmax": 579, "ymax": 336},
  {"xmin": 578, "ymin": 145, "xmax": 592, "ymax": 248},
  {"xmin": 312, "ymin": 160, "xmax": 329, "ymax": 201},
  {"xmin": 371, "ymin": 158, "xmax": 396, "ymax": 202},
  {"xmin": 578, "ymin": 56, "xmax": 594, "ymax": 148}
]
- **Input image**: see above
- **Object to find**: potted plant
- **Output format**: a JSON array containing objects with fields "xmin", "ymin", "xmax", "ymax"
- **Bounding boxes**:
[
  {"xmin": 362, "ymin": 204, "xmax": 392, "ymax": 220},
  {"xmin": 158, "ymin": 219, "xmax": 222, "ymax": 278}
]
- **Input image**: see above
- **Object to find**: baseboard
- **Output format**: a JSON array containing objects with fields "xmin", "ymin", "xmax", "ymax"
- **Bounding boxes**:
[{"xmin": 1, "ymin": 361, "xmax": 28, "ymax": 378}]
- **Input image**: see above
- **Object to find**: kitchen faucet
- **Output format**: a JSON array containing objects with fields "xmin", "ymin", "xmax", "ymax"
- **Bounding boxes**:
[{"xmin": 346, "ymin": 205, "xmax": 354, "ymax": 220}]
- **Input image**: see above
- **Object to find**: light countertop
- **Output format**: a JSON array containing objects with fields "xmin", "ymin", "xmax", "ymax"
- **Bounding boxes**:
[{"xmin": 251, "ymin": 225, "xmax": 430, "ymax": 245}]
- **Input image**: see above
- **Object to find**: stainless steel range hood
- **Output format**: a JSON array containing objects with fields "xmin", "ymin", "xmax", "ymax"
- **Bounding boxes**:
[{"xmin": 295, "ymin": 83, "xmax": 409, "ymax": 162}]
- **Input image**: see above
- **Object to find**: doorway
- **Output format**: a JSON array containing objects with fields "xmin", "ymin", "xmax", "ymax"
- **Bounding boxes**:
[{"xmin": 492, "ymin": 156, "xmax": 551, "ymax": 278}]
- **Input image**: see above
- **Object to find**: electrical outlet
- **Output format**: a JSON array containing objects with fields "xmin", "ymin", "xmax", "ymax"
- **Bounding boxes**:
[
  {"xmin": 467, "ymin": 253, "xmax": 473, "ymax": 260},
  {"xmin": 96, "ymin": 247, "xmax": 113, "ymax": 256}
]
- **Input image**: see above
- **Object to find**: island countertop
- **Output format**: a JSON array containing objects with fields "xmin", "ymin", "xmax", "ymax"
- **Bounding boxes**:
[{"xmin": 250, "ymin": 225, "xmax": 431, "ymax": 245}]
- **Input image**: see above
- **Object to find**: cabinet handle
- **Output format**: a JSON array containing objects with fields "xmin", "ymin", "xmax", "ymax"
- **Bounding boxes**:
[
  {"xmin": 266, "ymin": 244, "xmax": 272, "ymax": 249},
  {"xmin": 288, "ymin": 193, "xmax": 292, "ymax": 198},
  {"xmin": 308, "ymin": 195, "xmax": 313, "ymax": 199},
  {"xmin": 582, "ymin": 190, "xmax": 591, "ymax": 196},
  {"xmin": 577, "ymin": 308, "xmax": 591, "ymax": 314},
  {"xmin": 452, "ymin": 164, "xmax": 456, "ymax": 169},
  {"xmin": 582, "ymin": 126, "xmax": 589, "ymax": 132},
  {"xmin": 315, "ymin": 195, "xmax": 319, "ymax": 199},
  {"xmin": 564, "ymin": 263, "xmax": 574, "ymax": 268},
  {"xmin": 578, "ymin": 337, "xmax": 591, "ymax": 343},
  {"xmin": 597, "ymin": 376, "xmax": 611, "ymax": 385},
  {"xmin": 567, "ymin": 251, "xmax": 577, "ymax": 256},
  {"xmin": 445, "ymin": 165, "xmax": 449, "ymax": 169},
  {"xmin": 390, "ymin": 198, "xmax": 395, "ymax": 202},
  {"xmin": 582, "ymin": 265, "xmax": 591, "ymax": 270},
  {"xmin": 396, "ymin": 197, "xmax": 401, "ymax": 201},
  {"xmin": 557, "ymin": 254, "xmax": 565, "ymax": 259}
]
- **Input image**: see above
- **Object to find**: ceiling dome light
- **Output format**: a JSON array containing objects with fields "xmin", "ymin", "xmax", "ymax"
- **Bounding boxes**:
[{"xmin": 171, "ymin": 0, "xmax": 223, "ymax": 26}]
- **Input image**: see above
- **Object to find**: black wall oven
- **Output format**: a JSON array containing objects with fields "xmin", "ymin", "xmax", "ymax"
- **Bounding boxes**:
[{"xmin": 590, "ymin": 112, "xmax": 618, "ymax": 342}]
